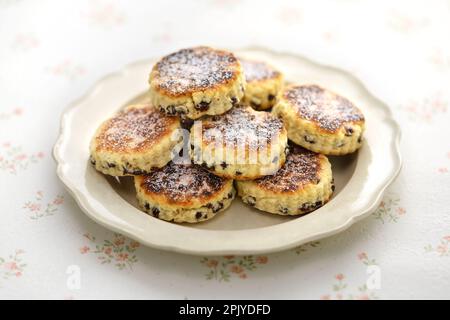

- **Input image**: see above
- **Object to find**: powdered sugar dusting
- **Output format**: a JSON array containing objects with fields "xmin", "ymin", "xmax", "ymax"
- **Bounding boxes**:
[
  {"xmin": 256, "ymin": 145, "xmax": 321, "ymax": 192},
  {"xmin": 284, "ymin": 85, "xmax": 364, "ymax": 132},
  {"xmin": 152, "ymin": 46, "xmax": 239, "ymax": 95},
  {"xmin": 240, "ymin": 58, "xmax": 280, "ymax": 82},
  {"xmin": 95, "ymin": 106, "xmax": 177, "ymax": 152},
  {"xmin": 140, "ymin": 162, "xmax": 227, "ymax": 203},
  {"xmin": 201, "ymin": 106, "xmax": 284, "ymax": 149}
]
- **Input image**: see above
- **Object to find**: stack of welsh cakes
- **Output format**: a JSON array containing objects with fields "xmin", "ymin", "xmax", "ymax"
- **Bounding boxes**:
[{"xmin": 89, "ymin": 46, "xmax": 365, "ymax": 223}]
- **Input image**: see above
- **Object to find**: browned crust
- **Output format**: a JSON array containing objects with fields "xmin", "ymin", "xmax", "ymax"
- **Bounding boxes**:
[
  {"xmin": 136, "ymin": 162, "xmax": 230, "ymax": 206},
  {"xmin": 150, "ymin": 46, "xmax": 242, "ymax": 98},
  {"xmin": 254, "ymin": 145, "xmax": 324, "ymax": 193},
  {"xmin": 282, "ymin": 84, "xmax": 365, "ymax": 133},
  {"xmin": 93, "ymin": 105, "xmax": 179, "ymax": 153}
]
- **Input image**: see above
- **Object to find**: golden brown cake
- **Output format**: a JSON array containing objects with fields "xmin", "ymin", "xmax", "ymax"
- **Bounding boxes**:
[
  {"xmin": 236, "ymin": 144, "xmax": 334, "ymax": 215},
  {"xmin": 149, "ymin": 46, "xmax": 246, "ymax": 119},
  {"xmin": 272, "ymin": 84, "xmax": 365, "ymax": 155},
  {"xmin": 90, "ymin": 104, "xmax": 181, "ymax": 176},
  {"xmin": 135, "ymin": 162, "xmax": 235, "ymax": 223},
  {"xmin": 190, "ymin": 105, "xmax": 288, "ymax": 180}
]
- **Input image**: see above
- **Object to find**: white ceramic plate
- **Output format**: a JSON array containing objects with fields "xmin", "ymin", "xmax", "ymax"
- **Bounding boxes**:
[{"xmin": 53, "ymin": 48, "xmax": 401, "ymax": 256}]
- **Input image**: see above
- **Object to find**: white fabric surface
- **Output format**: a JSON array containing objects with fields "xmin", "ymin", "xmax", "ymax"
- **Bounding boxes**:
[{"xmin": 0, "ymin": 0, "xmax": 449, "ymax": 299}]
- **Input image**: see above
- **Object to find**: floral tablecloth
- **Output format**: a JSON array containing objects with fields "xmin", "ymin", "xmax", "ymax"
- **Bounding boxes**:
[{"xmin": 1, "ymin": 0, "xmax": 449, "ymax": 300}]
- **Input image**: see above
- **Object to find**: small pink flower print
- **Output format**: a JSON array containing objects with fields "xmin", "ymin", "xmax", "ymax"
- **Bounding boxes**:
[
  {"xmin": 358, "ymin": 253, "xmax": 377, "ymax": 266},
  {"xmin": 430, "ymin": 49, "xmax": 450, "ymax": 68},
  {"xmin": 425, "ymin": 236, "xmax": 450, "ymax": 257},
  {"xmin": 12, "ymin": 33, "xmax": 39, "ymax": 51},
  {"xmin": 323, "ymin": 32, "xmax": 332, "ymax": 41},
  {"xmin": 357, "ymin": 294, "xmax": 369, "ymax": 300},
  {"xmin": 15, "ymin": 153, "xmax": 27, "ymax": 161},
  {"xmin": 387, "ymin": 11, "xmax": 429, "ymax": 33},
  {"xmin": 0, "ymin": 108, "xmax": 23, "ymax": 120},
  {"xmin": 374, "ymin": 196, "xmax": 405, "ymax": 223},
  {"xmin": 437, "ymin": 151, "xmax": 450, "ymax": 174},
  {"xmin": 402, "ymin": 93, "xmax": 448, "ymax": 122},
  {"xmin": 0, "ymin": 249, "xmax": 26, "ymax": 281},
  {"xmin": 53, "ymin": 195, "xmax": 64, "ymax": 205},
  {"xmin": 84, "ymin": 1, "xmax": 126, "ymax": 28},
  {"xmin": 53, "ymin": 60, "xmax": 68, "ymax": 75},
  {"xmin": 116, "ymin": 253, "xmax": 129, "ymax": 261},
  {"xmin": 13, "ymin": 108, "xmax": 23, "ymax": 115},
  {"xmin": 206, "ymin": 259, "xmax": 218, "ymax": 268},
  {"xmin": 28, "ymin": 203, "xmax": 41, "ymax": 212},
  {"xmin": 37, "ymin": 152, "xmax": 45, "ymax": 159},
  {"xmin": 256, "ymin": 256, "xmax": 268, "ymax": 264},
  {"xmin": 335, "ymin": 273, "xmax": 344, "ymax": 281},
  {"xmin": 200, "ymin": 255, "xmax": 267, "ymax": 282},
  {"xmin": 322, "ymin": 260, "xmax": 379, "ymax": 300},
  {"xmin": 79, "ymin": 246, "xmax": 90, "ymax": 254},
  {"xmin": 81, "ymin": 233, "xmax": 140, "ymax": 270},
  {"xmin": 129, "ymin": 241, "xmax": 140, "ymax": 249},
  {"xmin": 230, "ymin": 265, "xmax": 244, "ymax": 274},
  {"xmin": 1, "ymin": 144, "xmax": 44, "ymax": 174},
  {"xmin": 4, "ymin": 262, "xmax": 18, "ymax": 271},
  {"xmin": 357, "ymin": 252, "xmax": 368, "ymax": 261},
  {"xmin": 437, "ymin": 245, "xmax": 448, "ymax": 255},
  {"xmin": 322, "ymin": 31, "xmax": 338, "ymax": 43},
  {"xmin": 23, "ymin": 191, "xmax": 64, "ymax": 219},
  {"xmin": 47, "ymin": 60, "xmax": 86, "ymax": 80},
  {"xmin": 114, "ymin": 237, "xmax": 125, "ymax": 246}
]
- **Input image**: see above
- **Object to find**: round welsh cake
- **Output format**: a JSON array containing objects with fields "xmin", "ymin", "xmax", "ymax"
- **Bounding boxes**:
[
  {"xmin": 149, "ymin": 46, "xmax": 246, "ymax": 119},
  {"xmin": 190, "ymin": 105, "xmax": 288, "ymax": 180},
  {"xmin": 134, "ymin": 162, "xmax": 235, "ymax": 223},
  {"xmin": 90, "ymin": 104, "xmax": 181, "ymax": 176},
  {"xmin": 236, "ymin": 144, "xmax": 334, "ymax": 215},
  {"xmin": 272, "ymin": 84, "xmax": 365, "ymax": 155}
]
